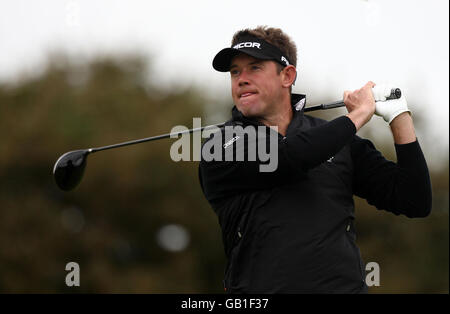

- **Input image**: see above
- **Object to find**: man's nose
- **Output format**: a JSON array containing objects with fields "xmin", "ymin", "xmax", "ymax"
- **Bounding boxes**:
[
  {"xmin": 238, "ymin": 80, "xmax": 249, "ymax": 87},
  {"xmin": 238, "ymin": 70, "xmax": 250, "ymax": 87}
]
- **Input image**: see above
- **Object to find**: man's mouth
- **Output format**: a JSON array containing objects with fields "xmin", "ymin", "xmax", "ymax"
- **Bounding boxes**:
[{"xmin": 240, "ymin": 92, "xmax": 257, "ymax": 98}]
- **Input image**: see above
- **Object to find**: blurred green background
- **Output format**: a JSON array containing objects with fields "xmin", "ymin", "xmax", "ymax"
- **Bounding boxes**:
[{"xmin": 0, "ymin": 54, "xmax": 448, "ymax": 293}]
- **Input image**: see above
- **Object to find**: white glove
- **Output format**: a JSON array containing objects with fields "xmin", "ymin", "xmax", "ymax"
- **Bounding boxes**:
[{"xmin": 373, "ymin": 84, "xmax": 411, "ymax": 124}]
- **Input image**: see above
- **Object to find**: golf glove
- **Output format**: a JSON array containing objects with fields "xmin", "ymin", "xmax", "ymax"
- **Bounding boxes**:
[{"xmin": 373, "ymin": 84, "xmax": 410, "ymax": 124}]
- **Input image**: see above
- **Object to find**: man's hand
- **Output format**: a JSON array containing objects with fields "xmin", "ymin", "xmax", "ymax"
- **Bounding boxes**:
[
  {"xmin": 373, "ymin": 84, "xmax": 411, "ymax": 124},
  {"xmin": 344, "ymin": 81, "xmax": 376, "ymax": 131}
]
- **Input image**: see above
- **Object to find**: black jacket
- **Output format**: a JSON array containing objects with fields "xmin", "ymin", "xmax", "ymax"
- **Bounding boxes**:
[{"xmin": 198, "ymin": 94, "xmax": 432, "ymax": 293}]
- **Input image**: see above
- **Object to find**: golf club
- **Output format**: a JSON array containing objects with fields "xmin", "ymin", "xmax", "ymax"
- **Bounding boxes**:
[{"xmin": 53, "ymin": 88, "xmax": 401, "ymax": 191}]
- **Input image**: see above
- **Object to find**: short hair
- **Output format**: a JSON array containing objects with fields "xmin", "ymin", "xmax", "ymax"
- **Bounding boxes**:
[{"xmin": 231, "ymin": 26, "xmax": 298, "ymax": 71}]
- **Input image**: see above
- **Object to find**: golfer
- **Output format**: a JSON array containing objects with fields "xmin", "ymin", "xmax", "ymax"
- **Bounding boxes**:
[{"xmin": 198, "ymin": 26, "xmax": 432, "ymax": 293}]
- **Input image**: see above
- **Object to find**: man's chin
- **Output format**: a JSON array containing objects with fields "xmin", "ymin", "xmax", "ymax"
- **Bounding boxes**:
[
  {"xmin": 237, "ymin": 102, "xmax": 259, "ymax": 116},
  {"xmin": 237, "ymin": 106, "xmax": 257, "ymax": 118}
]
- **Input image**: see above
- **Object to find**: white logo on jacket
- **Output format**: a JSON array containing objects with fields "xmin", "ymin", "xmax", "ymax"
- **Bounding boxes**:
[{"xmin": 223, "ymin": 136, "xmax": 240, "ymax": 149}]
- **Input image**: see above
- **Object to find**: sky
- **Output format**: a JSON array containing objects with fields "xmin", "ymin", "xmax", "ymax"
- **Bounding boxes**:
[{"xmin": 1, "ymin": 0, "xmax": 448, "ymax": 166}]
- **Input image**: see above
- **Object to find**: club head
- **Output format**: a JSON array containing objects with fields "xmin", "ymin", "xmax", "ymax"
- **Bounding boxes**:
[{"xmin": 53, "ymin": 149, "xmax": 90, "ymax": 191}]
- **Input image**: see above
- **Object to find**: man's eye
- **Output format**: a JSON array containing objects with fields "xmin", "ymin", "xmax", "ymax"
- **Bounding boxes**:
[
  {"xmin": 251, "ymin": 65, "xmax": 261, "ymax": 70},
  {"xmin": 230, "ymin": 70, "xmax": 239, "ymax": 76}
]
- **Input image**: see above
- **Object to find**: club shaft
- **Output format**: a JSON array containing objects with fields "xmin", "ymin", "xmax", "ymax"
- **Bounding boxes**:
[
  {"xmin": 90, "ymin": 123, "xmax": 226, "ymax": 153},
  {"xmin": 91, "ymin": 96, "xmax": 345, "ymax": 153},
  {"xmin": 304, "ymin": 100, "xmax": 345, "ymax": 112}
]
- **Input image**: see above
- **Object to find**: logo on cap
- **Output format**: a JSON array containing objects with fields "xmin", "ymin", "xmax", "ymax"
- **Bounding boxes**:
[
  {"xmin": 233, "ymin": 42, "xmax": 261, "ymax": 49},
  {"xmin": 281, "ymin": 56, "xmax": 289, "ymax": 66}
]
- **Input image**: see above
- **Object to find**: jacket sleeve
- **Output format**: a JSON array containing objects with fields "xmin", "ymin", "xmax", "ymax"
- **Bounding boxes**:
[
  {"xmin": 351, "ymin": 136, "xmax": 432, "ymax": 218},
  {"xmin": 199, "ymin": 116, "xmax": 356, "ymax": 201}
]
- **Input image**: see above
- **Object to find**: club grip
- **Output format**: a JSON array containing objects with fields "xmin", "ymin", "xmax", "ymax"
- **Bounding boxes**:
[
  {"xmin": 386, "ymin": 88, "xmax": 401, "ymax": 100},
  {"xmin": 304, "ymin": 87, "xmax": 403, "ymax": 113}
]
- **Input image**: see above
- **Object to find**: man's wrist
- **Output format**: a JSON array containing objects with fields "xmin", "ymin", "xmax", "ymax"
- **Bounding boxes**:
[
  {"xmin": 387, "ymin": 109, "xmax": 411, "ymax": 124},
  {"xmin": 390, "ymin": 112, "xmax": 416, "ymax": 144},
  {"xmin": 346, "ymin": 108, "xmax": 372, "ymax": 131}
]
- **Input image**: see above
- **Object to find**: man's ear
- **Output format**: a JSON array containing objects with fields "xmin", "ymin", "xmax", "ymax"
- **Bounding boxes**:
[{"xmin": 281, "ymin": 65, "xmax": 297, "ymax": 88}]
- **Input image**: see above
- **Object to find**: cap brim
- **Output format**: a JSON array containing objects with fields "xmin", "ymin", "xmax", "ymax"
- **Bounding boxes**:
[{"xmin": 212, "ymin": 47, "xmax": 273, "ymax": 72}]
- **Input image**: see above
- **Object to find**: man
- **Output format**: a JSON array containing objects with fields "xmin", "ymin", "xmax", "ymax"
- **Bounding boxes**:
[{"xmin": 198, "ymin": 26, "xmax": 432, "ymax": 293}]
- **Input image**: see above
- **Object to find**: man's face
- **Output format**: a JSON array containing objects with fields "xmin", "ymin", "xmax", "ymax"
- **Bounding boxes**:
[{"xmin": 230, "ymin": 53, "xmax": 284, "ymax": 119}]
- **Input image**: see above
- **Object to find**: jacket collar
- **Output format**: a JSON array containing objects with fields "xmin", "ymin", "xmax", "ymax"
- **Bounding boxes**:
[{"xmin": 291, "ymin": 93, "xmax": 306, "ymax": 112}]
